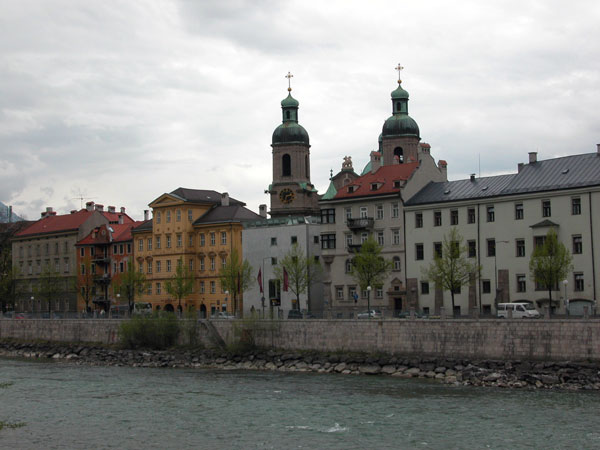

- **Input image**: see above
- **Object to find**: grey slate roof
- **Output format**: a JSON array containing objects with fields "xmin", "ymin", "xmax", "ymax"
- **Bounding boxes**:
[
  {"xmin": 193, "ymin": 205, "xmax": 261, "ymax": 225},
  {"xmin": 406, "ymin": 152, "xmax": 600, "ymax": 206},
  {"xmin": 131, "ymin": 219, "xmax": 153, "ymax": 233},
  {"xmin": 170, "ymin": 188, "xmax": 244, "ymax": 206}
]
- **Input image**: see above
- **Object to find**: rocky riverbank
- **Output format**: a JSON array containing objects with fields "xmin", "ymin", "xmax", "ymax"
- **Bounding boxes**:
[{"xmin": 1, "ymin": 340, "xmax": 599, "ymax": 391}]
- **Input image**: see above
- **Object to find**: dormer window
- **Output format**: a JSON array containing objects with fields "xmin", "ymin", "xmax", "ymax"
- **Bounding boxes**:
[
  {"xmin": 348, "ymin": 186, "xmax": 355, "ymax": 193},
  {"xmin": 393, "ymin": 181, "xmax": 401, "ymax": 188},
  {"xmin": 371, "ymin": 183, "xmax": 379, "ymax": 191}
]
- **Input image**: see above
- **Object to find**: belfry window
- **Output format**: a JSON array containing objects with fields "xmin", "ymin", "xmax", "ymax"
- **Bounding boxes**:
[
  {"xmin": 394, "ymin": 147, "xmax": 404, "ymax": 163},
  {"xmin": 282, "ymin": 154, "xmax": 291, "ymax": 176},
  {"xmin": 286, "ymin": 110, "xmax": 291, "ymax": 120},
  {"xmin": 396, "ymin": 101, "xmax": 401, "ymax": 112}
]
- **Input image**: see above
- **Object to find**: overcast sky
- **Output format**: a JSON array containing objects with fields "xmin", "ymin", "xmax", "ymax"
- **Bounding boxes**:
[{"xmin": 1, "ymin": 0, "xmax": 599, "ymax": 221}]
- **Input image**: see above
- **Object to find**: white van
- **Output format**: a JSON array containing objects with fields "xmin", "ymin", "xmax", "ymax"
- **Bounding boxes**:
[{"xmin": 497, "ymin": 303, "xmax": 541, "ymax": 319}]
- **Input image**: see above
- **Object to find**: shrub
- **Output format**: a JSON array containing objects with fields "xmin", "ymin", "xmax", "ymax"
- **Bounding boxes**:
[{"xmin": 119, "ymin": 312, "xmax": 180, "ymax": 349}]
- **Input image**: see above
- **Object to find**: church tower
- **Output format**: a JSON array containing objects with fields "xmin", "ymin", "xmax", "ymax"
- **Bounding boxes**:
[
  {"xmin": 268, "ymin": 72, "xmax": 319, "ymax": 218},
  {"xmin": 381, "ymin": 64, "xmax": 421, "ymax": 165}
]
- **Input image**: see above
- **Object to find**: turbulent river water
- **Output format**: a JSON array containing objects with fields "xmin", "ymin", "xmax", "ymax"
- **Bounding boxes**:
[{"xmin": 1, "ymin": 358, "xmax": 599, "ymax": 449}]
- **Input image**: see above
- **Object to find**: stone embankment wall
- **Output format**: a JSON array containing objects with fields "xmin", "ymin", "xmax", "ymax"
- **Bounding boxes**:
[{"xmin": 1, "ymin": 319, "xmax": 600, "ymax": 361}]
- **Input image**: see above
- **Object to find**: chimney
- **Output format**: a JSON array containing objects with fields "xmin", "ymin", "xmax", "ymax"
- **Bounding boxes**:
[
  {"xmin": 221, "ymin": 192, "xmax": 230, "ymax": 207},
  {"xmin": 370, "ymin": 151, "xmax": 381, "ymax": 174},
  {"xmin": 528, "ymin": 152, "xmax": 537, "ymax": 164},
  {"xmin": 70, "ymin": 210, "xmax": 77, "ymax": 214},
  {"xmin": 438, "ymin": 160, "xmax": 448, "ymax": 181},
  {"xmin": 597, "ymin": 143, "xmax": 600, "ymax": 154},
  {"xmin": 107, "ymin": 206, "xmax": 116, "ymax": 213},
  {"xmin": 86, "ymin": 201, "xmax": 94, "ymax": 211},
  {"xmin": 118, "ymin": 214, "xmax": 124, "ymax": 225},
  {"xmin": 259, "ymin": 204, "xmax": 267, "ymax": 218},
  {"xmin": 144, "ymin": 210, "xmax": 149, "ymax": 221},
  {"xmin": 518, "ymin": 162, "xmax": 524, "ymax": 173},
  {"xmin": 41, "ymin": 207, "xmax": 54, "ymax": 218},
  {"xmin": 419, "ymin": 143, "xmax": 431, "ymax": 154},
  {"xmin": 95, "ymin": 204, "xmax": 104, "ymax": 212},
  {"xmin": 470, "ymin": 174, "xmax": 476, "ymax": 182},
  {"xmin": 120, "ymin": 207, "xmax": 126, "ymax": 214}
]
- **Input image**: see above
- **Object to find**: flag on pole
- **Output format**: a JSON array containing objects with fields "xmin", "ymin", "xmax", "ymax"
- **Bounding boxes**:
[
  {"xmin": 283, "ymin": 267, "xmax": 289, "ymax": 292},
  {"xmin": 257, "ymin": 268, "xmax": 263, "ymax": 293}
]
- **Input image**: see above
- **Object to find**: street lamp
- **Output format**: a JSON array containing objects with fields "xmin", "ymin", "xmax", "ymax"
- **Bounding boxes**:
[
  {"xmin": 30, "ymin": 296, "xmax": 34, "ymax": 314},
  {"xmin": 563, "ymin": 279, "xmax": 569, "ymax": 316},
  {"xmin": 367, "ymin": 286, "xmax": 372, "ymax": 319},
  {"xmin": 224, "ymin": 290, "xmax": 229, "ymax": 314}
]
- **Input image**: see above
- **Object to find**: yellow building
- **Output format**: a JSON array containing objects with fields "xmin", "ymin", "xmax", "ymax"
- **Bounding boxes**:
[{"xmin": 132, "ymin": 188, "xmax": 260, "ymax": 316}]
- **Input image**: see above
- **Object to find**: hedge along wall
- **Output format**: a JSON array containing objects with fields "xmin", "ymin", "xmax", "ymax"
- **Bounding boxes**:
[{"xmin": 1, "ymin": 319, "xmax": 600, "ymax": 361}]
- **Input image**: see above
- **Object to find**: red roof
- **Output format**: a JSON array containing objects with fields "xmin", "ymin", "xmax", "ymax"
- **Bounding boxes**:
[
  {"xmin": 76, "ymin": 221, "xmax": 143, "ymax": 246},
  {"xmin": 334, "ymin": 163, "xmax": 419, "ymax": 200},
  {"xmin": 16, "ymin": 208, "xmax": 135, "ymax": 238}
]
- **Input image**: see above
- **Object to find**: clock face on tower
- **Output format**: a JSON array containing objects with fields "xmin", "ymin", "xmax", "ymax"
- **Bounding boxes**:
[{"xmin": 279, "ymin": 188, "xmax": 295, "ymax": 204}]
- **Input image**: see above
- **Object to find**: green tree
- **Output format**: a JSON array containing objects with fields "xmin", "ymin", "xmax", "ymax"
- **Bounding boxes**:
[
  {"xmin": 116, "ymin": 257, "xmax": 149, "ymax": 314},
  {"xmin": 350, "ymin": 236, "xmax": 393, "ymax": 315},
  {"xmin": 421, "ymin": 228, "xmax": 480, "ymax": 316},
  {"xmin": 36, "ymin": 263, "xmax": 62, "ymax": 317},
  {"xmin": 529, "ymin": 228, "xmax": 573, "ymax": 315},
  {"xmin": 0, "ymin": 237, "xmax": 17, "ymax": 313},
  {"xmin": 274, "ymin": 243, "xmax": 322, "ymax": 312},
  {"xmin": 218, "ymin": 248, "xmax": 253, "ymax": 316},
  {"xmin": 76, "ymin": 255, "xmax": 95, "ymax": 313},
  {"xmin": 165, "ymin": 258, "xmax": 194, "ymax": 314}
]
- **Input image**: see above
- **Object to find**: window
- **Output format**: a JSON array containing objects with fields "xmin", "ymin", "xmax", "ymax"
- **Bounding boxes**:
[
  {"xmin": 345, "ymin": 234, "xmax": 353, "ymax": 248},
  {"xmin": 486, "ymin": 206, "xmax": 495, "ymax": 222},
  {"xmin": 189, "ymin": 259, "xmax": 194, "ymax": 271},
  {"xmin": 360, "ymin": 232, "xmax": 368, "ymax": 244},
  {"xmin": 156, "ymin": 212, "xmax": 161, "ymax": 224},
  {"xmin": 516, "ymin": 239, "xmax": 525, "ymax": 257},
  {"xmin": 291, "ymin": 236, "xmax": 297, "ymax": 244},
  {"xmin": 80, "ymin": 264, "xmax": 85, "ymax": 275},
  {"xmin": 147, "ymin": 261, "xmax": 152, "ymax": 274},
  {"xmin": 147, "ymin": 238, "xmax": 152, "ymax": 251},
  {"xmin": 200, "ymin": 234, "xmax": 205, "ymax": 246},
  {"xmin": 534, "ymin": 236, "xmax": 546, "ymax": 249},
  {"xmin": 487, "ymin": 239, "xmax": 496, "ymax": 257},
  {"xmin": 156, "ymin": 236, "xmax": 161, "ymax": 249},
  {"xmin": 221, "ymin": 232, "xmax": 227, "ymax": 245},
  {"xmin": 166, "ymin": 210, "xmax": 171, "ymax": 223},
  {"xmin": 80, "ymin": 248, "xmax": 85, "ymax": 257},
  {"xmin": 176, "ymin": 209, "xmax": 181, "ymax": 222},
  {"xmin": 345, "ymin": 207, "xmax": 352, "ymax": 221},
  {"xmin": 210, "ymin": 232, "xmax": 216, "ymax": 246},
  {"xmin": 156, "ymin": 261, "xmax": 161, "ymax": 273},
  {"xmin": 515, "ymin": 203, "xmax": 524, "ymax": 220},
  {"xmin": 210, "ymin": 281, "xmax": 216, "ymax": 294},
  {"xmin": 188, "ymin": 209, "xmax": 193, "ymax": 222},
  {"xmin": 156, "ymin": 283, "xmax": 161, "ymax": 295},
  {"xmin": 321, "ymin": 234, "xmax": 336, "ymax": 249},
  {"xmin": 415, "ymin": 243, "xmax": 424, "ymax": 260},
  {"xmin": 482, "ymin": 280, "xmax": 491, "ymax": 294},
  {"xmin": 349, "ymin": 286, "xmax": 357, "ymax": 301},
  {"xmin": 517, "ymin": 275, "xmax": 526, "ymax": 293},
  {"xmin": 271, "ymin": 257, "xmax": 277, "ymax": 265},
  {"xmin": 376, "ymin": 205, "xmax": 384, "ymax": 220},
  {"xmin": 359, "ymin": 207, "xmax": 368, "ymax": 218},
  {"xmin": 345, "ymin": 259, "xmax": 352, "ymax": 273},
  {"xmin": 572, "ymin": 197, "xmax": 581, "ymax": 215},
  {"xmin": 271, "ymin": 237, "xmax": 277, "ymax": 246},
  {"xmin": 421, "ymin": 282, "xmax": 429, "ymax": 295},
  {"xmin": 376, "ymin": 288, "xmax": 383, "ymax": 299},
  {"xmin": 377, "ymin": 231, "xmax": 384, "ymax": 246},
  {"xmin": 468, "ymin": 240, "xmax": 476, "ymax": 258},
  {"xmin": 450, "ymin": 210, "xmax": 458, "ymax": 225},
  {"xmin": 282, "ymin": 154, "xmax": 291, "ymax": 176},
  {"xmin": 177, "ymin": 234, "xmax": 182, "ymax": 248},
  {"xmin": 336, "ymin": 287, "xmax": 344, "ymax": 299},
  {"xmin": 573, "ymin": 235, "xmax": 582, "ymax": 254},
  {"xmin": 313, "ymin": 236, "xmax": 319, "ymax": 244},
  {"xmin": 391, "ymin": 203, "xmax": 399, "ymax": 218},
  {"xmin": 188, "ymin": 235, "xmax": 193, "ymax": 247},
  {"xmin": 393, "ymin": 256, "xmax": 401, "ymax": 271},
  {"xmin": 221, "ymin": 257, "xmax": 227, "ymax": 269},
  {"xmin": 434, "ymin": 242, "xmax": 442, "ymax": 258},
  {"xmin": 574, "ymin": 273, "xmax": 584, "ymax": 291},
  {"xmin": 415, "ymin": 213, "xmax": 423, "ymax": 228},
  {"xmin": 147, "ymin": 285, "xmax": 152, "ymax": 295},
  {"xmin": 392, "ymin": 229, "xmax": 400, "ymax": 245},
  {"xmin": 166, "ymin": 260, "xmax": 171, "ymax": 272},
  {"xmin": 113, "ymin": 245, "xmax": 118, "ymax": 255},
  {"xmin": 210, "ymin": 256, "xmax": 215, "ymax": 271},
  {"xmin": 200, "ymin": 257, "xmax": 205, "ymax": 271},
  {"xmin": 468, "ymin": 208, "xmax": 476, "ymax": 224},
  {"xmin": 542, "ymin": 200, "xmax": 551, "ymax": 217},
  {"xmin": 200, "ymin": 281, "xmax": 205, "ymax": 293},
  {"xmin": 166, "ymin": 235, "xmax": 171, "ymax": 248},
  {"xmin": 139, "ymin": 263, "xmax": 143, "ymax": 273},
  {"xmin": 119, "ymin": 244, "xmax": 124, "ymax": 254},
  {"xmin": 434, "ymin": 211, "xmax": 442, "ymax": 226},
  {"xmin": 321, "ymin": 208, "xmax": 335, "ymax": 224},
  {"xmin": 63, "ymin": 258, "xmax": 69, "ymax": 273}
]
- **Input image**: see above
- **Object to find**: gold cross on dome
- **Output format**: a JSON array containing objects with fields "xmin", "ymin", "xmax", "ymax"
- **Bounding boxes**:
[
  {"xmin": 395, "ymin": 63, "xmax": 404, "ymax": 84},
  {"xmin": 286, "ymin": 71, "xmax": 293, "ymax": 91}
]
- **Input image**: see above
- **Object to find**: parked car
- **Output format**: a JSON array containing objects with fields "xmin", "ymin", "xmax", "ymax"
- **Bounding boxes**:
[
  {"xmin": 395, "ymin": 310, "xmax": 428, "ymax": 319},
  {"xmin": 497, "ymin": 303, "xmax": 541, "ymax": 319},
  {"xmin": 287, "ymin": 309, "xmax": 303, "ymax": 319},
  {"xmin": 357, "ymin": 310, "xmax": 382, "ymax": 319},
  {"xmin": 110, "ymin": 304, "xmax": 130, "ymax": 318},
  {"xmin": 134, "ymin": 302, "xmax": 153, "ymax": 315},
  {"xmin": 212, "ymin": 312, "xmax": 235, "ymax": 319}
]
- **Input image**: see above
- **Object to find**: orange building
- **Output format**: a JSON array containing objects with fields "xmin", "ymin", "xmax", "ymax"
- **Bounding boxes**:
[{"xmin": 133, "ymin": 188, "xmax": 260, "ymax": 316}]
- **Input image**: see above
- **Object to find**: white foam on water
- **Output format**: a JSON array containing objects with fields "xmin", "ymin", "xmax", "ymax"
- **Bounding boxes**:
[
  {"xmin": 286, "ymin": 425, "xmax": 311, "ymax": 430},
  {"xmin": 324, "ymin": 423, "xmax": 348, "ymax": 433}
]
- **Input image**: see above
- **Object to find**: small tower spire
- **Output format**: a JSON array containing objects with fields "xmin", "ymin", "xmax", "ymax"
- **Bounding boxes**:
[
  {"xmin": 395, "ymin": 63, "xmax": 404, "ymax": 84},
  {"xmin": 285, "ymin": 71, "xmax": 294, "ymax": 92}
]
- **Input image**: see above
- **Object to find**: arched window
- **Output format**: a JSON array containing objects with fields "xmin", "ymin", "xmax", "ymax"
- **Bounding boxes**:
[
  {"xmin": 396, "ymin": 101, "xmax": 401, "ymax": 112},
  {"xmin": 282, "ymin": 154, "xmax": 291, "ymax": 176},
  {"xmin": 305, "ymin": 155, "xmax": 309, "ymax": 178},
  {"xmin": 286, "ymin": 110, "xmax": 291, "ymax": 120},
  {"xmin": 394, "ymin": 147, "xmax": 404, "ymax": 163},
  {"xmin": 393, "ymin": 256, "xmax": 401, "ymax": 271}
]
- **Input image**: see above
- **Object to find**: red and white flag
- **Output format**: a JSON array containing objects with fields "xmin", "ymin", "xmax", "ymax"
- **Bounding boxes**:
[{"xmin": 257, "ymin": 268, "xmax": 263, "ymax": 293}]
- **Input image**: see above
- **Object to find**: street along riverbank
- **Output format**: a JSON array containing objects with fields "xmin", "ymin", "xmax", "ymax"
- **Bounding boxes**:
[{"xmin": 1, "ymin": 340, "xmax": 599, "ymax": 391}]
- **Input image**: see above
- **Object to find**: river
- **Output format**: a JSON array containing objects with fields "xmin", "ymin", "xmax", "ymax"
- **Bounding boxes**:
[{"xmin": 1, "ymin": 358, "xmax": 599, "ymax": 449}]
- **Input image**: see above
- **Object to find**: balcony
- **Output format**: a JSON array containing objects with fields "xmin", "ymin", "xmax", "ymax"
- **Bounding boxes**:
[
  {"xmin": 347, "ymin": 217, "xmax": 374, "ymax": 231},
  {"xmin": 94, "ymin": 273, "xmax": 111, "ymax": 284},
  {"xmin": 348, "ymin": 244, "xmax": 363, "ymax": 253},
  {"xmin": 92, "ymin": 254, "xmax": 110, "ymax": 264}
]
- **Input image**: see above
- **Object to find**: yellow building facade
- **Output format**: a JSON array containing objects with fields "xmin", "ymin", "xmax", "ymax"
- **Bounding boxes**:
[{"xmin": 132, "ymin": 188, "xmax": 260, "ymax": 316}]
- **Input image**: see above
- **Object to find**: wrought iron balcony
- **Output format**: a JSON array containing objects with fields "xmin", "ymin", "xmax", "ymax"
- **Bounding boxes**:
[
  {"xmin": 348, "ymin": 244, "xmax": 363, "ymax": 253},
  {"xmin": 92, "ymin": 255, "xmax": 110, "ymax": 264},
  {"xmin": 346, "ymin": 217, "xmax": 374, "ymax": 231},
  {"xmin": 93, "ymin": 273, "xmax": 111, "ymax": 284}
]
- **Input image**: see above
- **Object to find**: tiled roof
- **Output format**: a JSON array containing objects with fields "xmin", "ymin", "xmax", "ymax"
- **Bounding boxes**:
[
  {"xmin": 406, "ymin": 152, "xmax": 600, "ymax": 206},
  {"xmin": 77, "ymin": 222, "xmax": 144, "ymax": 246},
  {"xmin": 169, "ymin": 188, "xmax": 244, "ymax": 206},
  {"xmin": 330, "ymin": 163, "xmax": 419, "ymax": 200},
  {"xmin": 193, "ymin": 205, "xmax": 261, "ymax": 225},
  {"xmin": 131, "ymin": 219, "xmax": 153, "ymax": 233}
]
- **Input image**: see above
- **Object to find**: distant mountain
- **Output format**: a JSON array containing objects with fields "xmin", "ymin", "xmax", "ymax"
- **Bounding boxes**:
[{"xmin": 0, "ymin": 202, "xmax": 24, "ymax": 223}]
